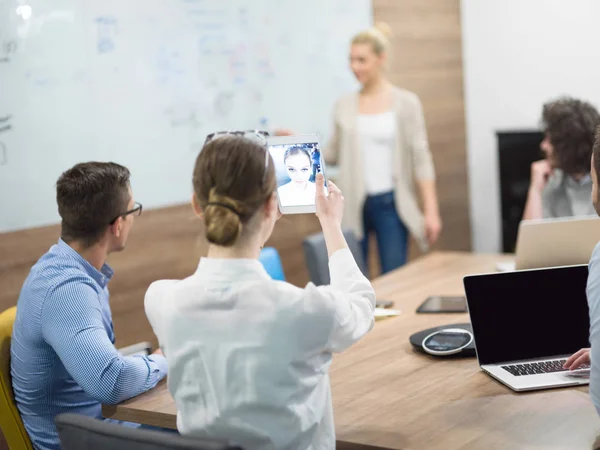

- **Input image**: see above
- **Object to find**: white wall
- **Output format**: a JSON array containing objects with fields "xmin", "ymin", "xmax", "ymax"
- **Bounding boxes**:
[{"xmin": 461, "ymin": 0, "xmax": 600, "ymax": 252}]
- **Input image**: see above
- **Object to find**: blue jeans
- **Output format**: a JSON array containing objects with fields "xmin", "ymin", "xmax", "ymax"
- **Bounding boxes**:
[{"xmin": 361, "ymin": 191, "xmax": 408, "ymax": 274}]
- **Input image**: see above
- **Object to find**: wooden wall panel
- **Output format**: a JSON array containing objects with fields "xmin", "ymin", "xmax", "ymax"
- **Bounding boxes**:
[
  {"xmin": 0, "ymin": 205, "xmax": 321, "ymax": 350},
  {"xmin": 373, "ymin": 0, "xmax": 471, "ymax": 253}
]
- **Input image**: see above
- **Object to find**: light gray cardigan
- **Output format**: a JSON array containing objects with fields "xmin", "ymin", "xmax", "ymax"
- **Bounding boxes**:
[{"xmin": 324, "ymin": 87, "xmax": 436, "ymax": 251}]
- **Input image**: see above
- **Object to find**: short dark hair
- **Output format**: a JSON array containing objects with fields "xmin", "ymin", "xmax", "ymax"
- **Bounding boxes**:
[
  {"xmin": 542, "ymin": 97, "xmax": 600, "ymax": 175},
  {"xmin": 56, "ymin": 162, "xmax": 131, "ymax": 247}
]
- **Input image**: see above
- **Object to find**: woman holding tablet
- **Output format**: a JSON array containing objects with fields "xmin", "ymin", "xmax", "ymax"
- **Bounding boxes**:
[
  {"xmin": 277, "ymin": 23, "xmax": 442, "ymax": 273},
  {"xmin": 144, "ymin": 132, "xmax": 375, "ymax": 449}
]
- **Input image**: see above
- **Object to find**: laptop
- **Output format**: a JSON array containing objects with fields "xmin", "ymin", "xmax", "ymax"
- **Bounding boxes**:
[
  {"xmin": 496, "ymin": 215, "xmax": 600, "ymax": 272},
  {"xmin": 464, "ymin": 265, "xmax": 590, "ymax": 391}
]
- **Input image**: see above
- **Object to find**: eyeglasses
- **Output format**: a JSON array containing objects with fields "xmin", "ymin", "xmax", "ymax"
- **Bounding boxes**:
[
  {"xmin": 203, "ymin": 130, "xmax": 271, "ymax": 183},
  {"xmin": 109, "ymin": 201, "xmax": 143, "ymax": 225}
]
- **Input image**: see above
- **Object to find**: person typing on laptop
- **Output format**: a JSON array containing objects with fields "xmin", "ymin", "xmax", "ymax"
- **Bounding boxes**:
[
  {"xmin": 522, "ymin": 97, "xmax": 600, "ymax": 221},
  {"xmin": 565, "ymin": 128, "xmax": 600, "ymax": 414}
]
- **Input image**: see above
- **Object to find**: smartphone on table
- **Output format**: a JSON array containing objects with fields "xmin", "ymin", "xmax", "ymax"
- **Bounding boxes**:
[{"xmin": 416, "ymin": 296, "xmax": 467, "ymax": 314}]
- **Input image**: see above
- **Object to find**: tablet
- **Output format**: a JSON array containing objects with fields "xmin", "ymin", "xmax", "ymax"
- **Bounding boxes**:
[{"xmin": 267, "ymin": 134, "xmax": 328, "ymax": 214}]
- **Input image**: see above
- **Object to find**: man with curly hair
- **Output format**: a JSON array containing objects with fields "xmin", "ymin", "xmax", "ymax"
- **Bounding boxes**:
[{"xmin": 523, "ymin": 97, "xmax": 600, "ymax": 221}]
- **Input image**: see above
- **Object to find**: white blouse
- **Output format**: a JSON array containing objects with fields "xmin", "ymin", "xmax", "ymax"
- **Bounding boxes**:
[
  {"xmin": 357, "ymin": 111, "xmax": 397, "ymax": 195},
  {"xmin": 144, "ymin": 249, "xmax": 375, "ymax": 450}
]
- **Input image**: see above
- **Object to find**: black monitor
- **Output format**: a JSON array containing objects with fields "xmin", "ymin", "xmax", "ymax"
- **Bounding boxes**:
[
  {"xmin": 464, "ymin": 265, "xmax": 589, "ymax": 365},
  {"xmin": 497, "ymin": 130, "xmax": 544, "ymax": 252}
]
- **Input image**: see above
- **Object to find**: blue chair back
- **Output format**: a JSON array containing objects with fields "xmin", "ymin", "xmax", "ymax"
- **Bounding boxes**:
[{"xmin": 259, "ymin": 247, "xmax": 285, "ymax": 281}]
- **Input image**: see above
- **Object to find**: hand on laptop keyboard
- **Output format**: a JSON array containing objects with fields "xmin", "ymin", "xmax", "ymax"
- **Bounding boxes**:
[
  {"xmin": 563, "ymin": 348, "xmax": 590, "ymax": 371},
  {"xmin": 501, "ymin": 359, "xmax": 590, "ymax": 377}
]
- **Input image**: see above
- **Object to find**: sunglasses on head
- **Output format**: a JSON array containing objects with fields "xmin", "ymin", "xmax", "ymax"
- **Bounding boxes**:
[{"xmin": 203, "ymin": 130, "xmax": 269, "ymax": 146}]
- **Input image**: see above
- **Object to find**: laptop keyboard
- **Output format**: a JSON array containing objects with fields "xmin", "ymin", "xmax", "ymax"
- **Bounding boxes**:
[{"xmin": 501, "ymin": 359, "xmax": 590, "ymax": 377}]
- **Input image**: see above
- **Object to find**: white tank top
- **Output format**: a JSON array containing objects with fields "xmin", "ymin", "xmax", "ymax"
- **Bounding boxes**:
[{"xmin": 357, "ymin": 111, "xmax": 397, "ymax": 195}]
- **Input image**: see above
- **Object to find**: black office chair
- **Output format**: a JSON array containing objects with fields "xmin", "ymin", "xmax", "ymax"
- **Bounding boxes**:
[{"xmin": 55, "ymin": 414, "xmax": 242, "ymax": 450}]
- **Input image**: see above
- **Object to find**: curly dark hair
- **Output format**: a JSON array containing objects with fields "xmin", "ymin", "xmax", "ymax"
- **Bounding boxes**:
[
  {"xmin": 593, "ymin": 126, "xmax": 600, "ymax": 183},
  {"xmin": 542, "ymin": 97, "xmax": 600, "ymax": 175}
]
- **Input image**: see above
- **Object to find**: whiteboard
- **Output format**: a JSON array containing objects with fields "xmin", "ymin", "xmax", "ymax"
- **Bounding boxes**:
[{"xmin": 0, "ymin": 0, "xmax": 372, "ymax": 232}]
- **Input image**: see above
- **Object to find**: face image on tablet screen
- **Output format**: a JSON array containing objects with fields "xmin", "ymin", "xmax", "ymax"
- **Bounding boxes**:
[{"xmin": 267, "ymin": 136, "xmax": 327, "ymax": 214}]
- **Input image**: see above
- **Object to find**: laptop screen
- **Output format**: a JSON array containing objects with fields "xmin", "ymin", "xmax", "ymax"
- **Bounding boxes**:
[{"xmin": 464, "ymin": 265, "xmax": 590, "ymax": 366}]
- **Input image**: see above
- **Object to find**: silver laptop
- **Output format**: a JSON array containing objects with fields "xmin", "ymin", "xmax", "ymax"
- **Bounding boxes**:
[
  {"xmin": 464, "ymin": 265, "xmax": 590, "ymax": 391},
  {"xmin": 496, "ymin": 215, "xmax": 600, "ymax": 272}
]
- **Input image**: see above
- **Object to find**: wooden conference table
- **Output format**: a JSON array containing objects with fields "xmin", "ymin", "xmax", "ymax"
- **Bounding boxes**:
[{"xmin": 103, "ymin": 252, "xmax": 600, "ymax": 449}]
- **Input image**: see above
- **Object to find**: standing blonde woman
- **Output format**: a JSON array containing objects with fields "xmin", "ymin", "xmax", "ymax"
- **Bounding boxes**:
[{"xmin": 278, "ymin": 23, "xmax": 442, "ymax": 273}]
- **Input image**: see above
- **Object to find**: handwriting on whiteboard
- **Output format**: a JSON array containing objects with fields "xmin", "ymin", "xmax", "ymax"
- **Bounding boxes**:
[
  {"xmin": 95, "ymin": 16, "xmax": 118, "ymax": 54},
  {"xmin": 0, "ymin": 142, "xmax": 6, "ymax": 165},
  {"xmin": 0, "ymin": 115, "xmax": 11, "ymax": 166},
  {"xmin": 0, "ymin": 40, "xmax": 16, "ymax": 63},
  {"xmin": 164, "ymin": 104, "xmax": 201, "ymax": 129},
  {"xmin": 0, "ymin": 115, "xmax": 12, "ymax": 132}
]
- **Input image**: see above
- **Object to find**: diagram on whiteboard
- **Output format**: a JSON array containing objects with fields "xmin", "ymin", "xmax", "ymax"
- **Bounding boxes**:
[
  {"xmin": 95, "ymin": 16, "xmax": 118, "ymax": 54},
  {"xmin": 0, "ymin": 0, "xmax": 371, "ymax": 232}
]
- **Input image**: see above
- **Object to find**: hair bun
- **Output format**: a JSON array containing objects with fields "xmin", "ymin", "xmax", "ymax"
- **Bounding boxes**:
[
  {"xmin": 351, "ymin": 23, "xmax": 391, "ymax": 55},
  {"xmin": 374, "ymin": 22, "xmax": 393, "ymax": 40},
  {"xmin": 205, "ymin": 205, "xmax": 242, "ymax": 247},
  {"xmin": 193, "ymin": 136, "xmax": 277, "ymax": 249},
  {"xmin": 204, "ymin": 189, "xmax": 243, "ymax": 247}
]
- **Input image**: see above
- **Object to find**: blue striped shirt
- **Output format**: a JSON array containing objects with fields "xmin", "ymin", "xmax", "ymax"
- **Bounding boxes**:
[{"xmin": 11, "ymin": 239, "xmax": 168, "ymax": 450}]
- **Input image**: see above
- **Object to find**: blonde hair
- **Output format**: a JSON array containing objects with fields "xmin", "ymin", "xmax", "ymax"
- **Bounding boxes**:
[{"xmin": 351, "ymin": 22, "xmax": 393, "ymax": 56}]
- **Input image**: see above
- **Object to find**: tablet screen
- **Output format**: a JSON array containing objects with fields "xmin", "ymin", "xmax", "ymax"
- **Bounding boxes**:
[{"xmin": 268, "ymin": 141, "xmax": 324, "ymax": 207}]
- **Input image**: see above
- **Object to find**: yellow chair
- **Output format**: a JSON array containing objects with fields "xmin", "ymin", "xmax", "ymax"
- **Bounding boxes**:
[{"xmin": 0, "ymin": 307, "xmax": 33, "ymax": 449}]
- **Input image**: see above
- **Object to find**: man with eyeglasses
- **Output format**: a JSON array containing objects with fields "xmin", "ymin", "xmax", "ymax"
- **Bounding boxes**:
[{"xmin": 10, "ymin": 162, "xmax": 167, "ymax": 450}]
